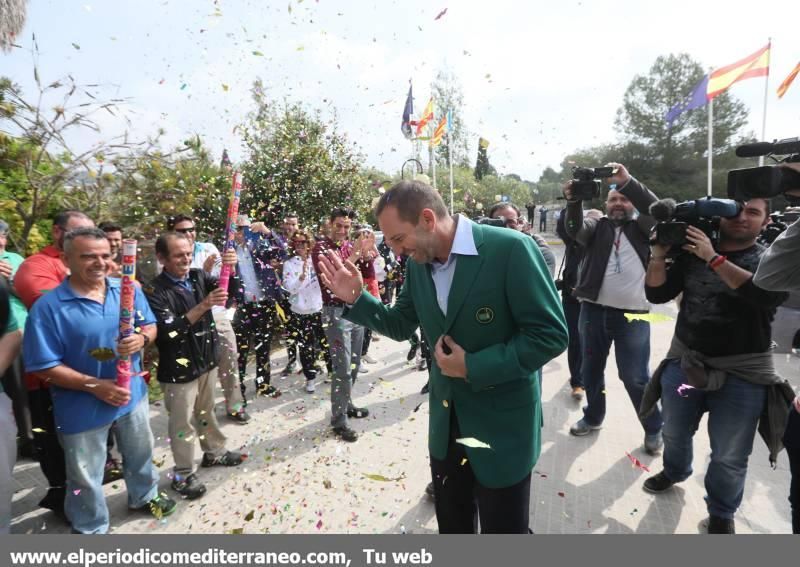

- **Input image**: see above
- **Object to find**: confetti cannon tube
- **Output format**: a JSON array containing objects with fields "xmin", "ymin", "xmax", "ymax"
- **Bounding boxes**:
[
  {"xmin": 218, "ymin": 172, "xmax": 242, "ymax": 292},
  {"xmin": 116, "ymin": 240, "xmax": 138, "ymax": 389}
]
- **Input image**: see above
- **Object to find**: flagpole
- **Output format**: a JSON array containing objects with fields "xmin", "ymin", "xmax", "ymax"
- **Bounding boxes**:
[
  {"xmin": 707, "ymin": 95, "xmax": 713, "ymax": 197},
  {"xmin": 759, "ymin": 38, "xmax": 772, "ymax": 167},
  {"xmin": 431, "ymin": 127, "xmax": 437, "ymax": 191},
  {"xmin": 448, "ymin": 133, "xmax": 454, "ymax": 215}
]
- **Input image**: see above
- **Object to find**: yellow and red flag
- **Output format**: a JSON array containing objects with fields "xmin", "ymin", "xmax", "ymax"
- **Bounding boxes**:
[
  {"xmin": 430, "ymin": 113, "xmax": 449, "ymax": 147},
  {"xmin": 706, "ymin": 43, "xmax": 770, "ymax": 100},
  {"xmin": 777, "ymin": 61, "xmax": 800, "ymax": 99},
  {"xmin": 415, "ymin": 98, "xmax": 434, "ymax": 135}
]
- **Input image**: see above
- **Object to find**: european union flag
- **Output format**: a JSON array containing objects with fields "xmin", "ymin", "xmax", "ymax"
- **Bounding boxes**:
[
  {"xmin": 665, "ymin": 75, "xmax": 709, "ymax": 127},
  {"xmin": 401, "ymin": 84, "xmax": 414, "ymax": 139}
]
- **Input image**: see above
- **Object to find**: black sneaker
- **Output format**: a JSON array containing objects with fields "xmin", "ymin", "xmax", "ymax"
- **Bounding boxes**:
[
  {"xmin": 347, "ymin": 407, "xmax": 369, "ymax": 419},
  {"xmin": 39, "ymin": 486, "xmax": 68, "ymax": 523},
  {"xmin": 171, "ymin": 473, "xmax": 207, "ymax": 500},
  {"xmin": 257, "ymin": 384, "xmax": 282, "ymax": 398},
  {"xmin": 420, "ymin": 382, "xmax": 430, "ymax": 394},
  {"xmin": 227, "ymin": 409, "xmax": 251, "ymax": 424},
  {"xmin": 406, "ymin": 344, "xmax": 418, "ymax": 362},
  {"xmin": 201, "ymin": 450, "xmax": 244, "ymax": 468},
  {"xmin": 140, "ymin": 493, "xmax": 178, "ymax": 519},
  {"xmin": 103, "ymin": 458, "xmax": 124, "ymax": 485},
  {"xmin": 333, "ymin": 426, "xmax": 358, "ymax": 442},
  {"xmin": 707, "ymin": 515, "xmax": 735, "ymax": 534},
  {"xmin": 425, "ymin": 481, "xmax": 435, "ymax": 499},
  {"xmin": 643, "ymin": 471, "xmax": 676, "ymax": 494}
]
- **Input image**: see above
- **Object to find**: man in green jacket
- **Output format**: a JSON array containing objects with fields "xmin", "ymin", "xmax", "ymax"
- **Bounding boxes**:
[{"xmin": 317, "ymin": 180, "xmax": 568, "ymax": 533}]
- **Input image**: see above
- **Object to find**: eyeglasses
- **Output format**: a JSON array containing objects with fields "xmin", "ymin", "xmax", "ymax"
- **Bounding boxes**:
[{"xmin": 175, "ymin": 227, "xmax": 196, "ymax": 234}]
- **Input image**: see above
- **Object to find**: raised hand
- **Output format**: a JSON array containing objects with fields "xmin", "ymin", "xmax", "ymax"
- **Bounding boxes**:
[{"xmin": 316, "ymin": 250, "xmax": 363, "ymax": 304}]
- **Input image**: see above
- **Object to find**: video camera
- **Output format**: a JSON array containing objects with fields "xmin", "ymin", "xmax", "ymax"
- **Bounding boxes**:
[
  {"xmin": 758, "ymin": 208, "xmax": 800, "ymax": 247},
  {"xmin": 728, "ymin": 138, "xmax": 800, "ymax": 203},
  {"xmin": 570, "ymin": 166, "xmax": 615, "ymax": 201},
  {"xmin": 476, "ymin": 217, "xmax": 508, "ymax": 228},
  {"xmin": 649, "ymin": 197, "xmax": 742, "ymax": 250}
]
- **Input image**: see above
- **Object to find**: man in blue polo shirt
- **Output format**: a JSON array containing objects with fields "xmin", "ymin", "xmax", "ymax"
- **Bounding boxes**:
[{"xmin": 23, "ymin": 228, "xmax": 176, "ymax": 534}]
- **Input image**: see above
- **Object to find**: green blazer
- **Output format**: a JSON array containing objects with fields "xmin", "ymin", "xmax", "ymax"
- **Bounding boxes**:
[{"xmin": 345, "ymin": 221, "xmax": 568, "ymax": 488}]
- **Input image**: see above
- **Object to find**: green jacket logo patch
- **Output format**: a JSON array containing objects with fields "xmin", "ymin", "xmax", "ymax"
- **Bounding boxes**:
[{"xmin": 476, "ymin": 307, "xmax": 494, "ymax": 324}]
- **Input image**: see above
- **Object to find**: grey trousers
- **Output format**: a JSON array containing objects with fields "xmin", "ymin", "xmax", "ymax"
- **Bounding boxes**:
[{"xmin": 322, "ymin": 306, "xmax": 364, "ymax": 429}]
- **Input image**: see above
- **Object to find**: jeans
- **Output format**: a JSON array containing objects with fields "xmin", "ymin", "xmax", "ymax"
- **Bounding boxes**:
[
  {"xmin": 322, "ymin": 306, "xmax": 363, "ymax": 429},
  {"xmin": 562, "ymin": 295, "xmax": 583, "ymax": 388},
  {"xmin": 579, "ymin": 302, "xmax": 662, "ymax": 434},
  {"xmin": 660, "ymin": 359, "xmax": 766, "ymax": 520},
  {"xmin": 0, "ymin": 393, "xmax": 16, "ymax": 534},
  {"xmin": 234, "ymin": 301, "xmax": 276, "ymax": 390},
  {"xmin": 59, "ymin": 398, "xmax": 158, "ymax": 534},
  {"xmin": 289, "ymin": 312, "xmax": 326, "ymax": 381},
  {"xmin": 783, "ymin": 408, "xmax": 800, "ymax": 534}
]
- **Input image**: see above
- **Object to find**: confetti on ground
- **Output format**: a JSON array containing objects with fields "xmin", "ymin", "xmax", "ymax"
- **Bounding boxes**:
[
  {"xmin": 455, "ymin": 437, "xmax": 491, "ymax": 449},
  {"xmin": 557, "ymin": 491, "xmax": 565, "ymax": 497},
  {"xmin": 244, "ymin": 510, "xmax": 255, "ymax": 522},
  {"xmin": 362, "ymin": 473, "xmax": 405, "ymax": 482},
  {"xmin": 625, "ymin": 452, "xmax": 651, "ymax": 472}
]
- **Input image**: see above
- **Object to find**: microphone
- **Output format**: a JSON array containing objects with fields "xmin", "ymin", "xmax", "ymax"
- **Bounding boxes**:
[
  {"xmin": 735, "ymin": 142, "xmax": 775, "ymax": 158},
  {"xmin": 649, "ymin": 198, "xmax": 677, "ymax": 222},
  {"xmin": 735, "ymin": 138, "xmax": 800, "ymax": 158}
]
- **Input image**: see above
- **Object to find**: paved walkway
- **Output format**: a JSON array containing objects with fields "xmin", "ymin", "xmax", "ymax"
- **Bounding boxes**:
[{"xmin": 10, "ymin": 246, "xmax": 797, "ymax": 534}]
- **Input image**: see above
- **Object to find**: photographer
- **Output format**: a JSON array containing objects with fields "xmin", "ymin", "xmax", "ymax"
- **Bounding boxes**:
[
  {"xmin": 488, "ymin": 202, "xmax": 556, "ymax": 276},
  {"xmin": 642, "ymin": 197, "xmax": 791, "ymax": 534},
  {"xmin": 752, "ymin": 164, "xmax": 800, "ymax": 534},
  {"xmin": 556, "ymin": 208, "xmax": 602, "ymax": 401},
  {"xmin": 562, "ymin": 163, "xmax": 663, "ymax": 453}
]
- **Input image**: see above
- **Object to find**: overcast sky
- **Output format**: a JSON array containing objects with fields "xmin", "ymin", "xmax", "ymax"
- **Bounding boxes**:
[{"xmin": 3, "ymin": 0, "xmax": 800, "ymax": 181}]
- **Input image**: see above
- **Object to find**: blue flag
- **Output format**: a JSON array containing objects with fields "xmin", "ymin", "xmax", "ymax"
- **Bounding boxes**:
[
  {"xmin": 401, "ymin": 84, "xmax": 414, "ymax": 139},
  {"xmin": 665, "ymin": 75, "xmax": 709, "ymax": 126}
]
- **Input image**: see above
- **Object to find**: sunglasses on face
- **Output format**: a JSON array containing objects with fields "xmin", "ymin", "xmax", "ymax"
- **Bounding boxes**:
[{"xmin": 175, "ymin": 227, "xmax": 196, "ymax": 234}]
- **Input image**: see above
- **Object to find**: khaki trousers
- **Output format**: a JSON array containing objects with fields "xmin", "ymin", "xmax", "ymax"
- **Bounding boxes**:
[
  {"xmin": 162, "ymin": 370, "xmax": 227, "ymax": 475},
  {"xmin": 213, "ymin": 311, "xmax": 245, "ymax": 412}
]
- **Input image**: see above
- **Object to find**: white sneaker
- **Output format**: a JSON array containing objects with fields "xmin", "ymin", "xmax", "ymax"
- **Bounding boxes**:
[
  {"xmin": 358, "ymin": 364, "xmax": 368, "ymax": 374},
  {"xmin": 362, "ymin": 354, "xmax": 378, "ymax": 364},
  {"xmin": 305, "ymin": 380, "xmax": 316, "ymax": 393}
]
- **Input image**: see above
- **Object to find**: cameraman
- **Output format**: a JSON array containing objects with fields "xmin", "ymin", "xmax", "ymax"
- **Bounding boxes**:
[
  {"xmin": 642, "ymin": 198, "xmax": 791, "ymax": 534},
  {"xmin": 752, "ymin": 166, "xmax": 800, "ymax": 534},
  {"xmin": 562, "ymin": 163, "xmax": 663, "ymax": 453},
  {"xmin": 489, "ymin": 202, "xmax": 556, "ymax": 276}
]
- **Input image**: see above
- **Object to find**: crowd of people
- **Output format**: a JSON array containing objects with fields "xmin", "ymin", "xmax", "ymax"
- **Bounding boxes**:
[{"xmin": 0, "ymin": 163, "xmax": 798, "ymax": 535}]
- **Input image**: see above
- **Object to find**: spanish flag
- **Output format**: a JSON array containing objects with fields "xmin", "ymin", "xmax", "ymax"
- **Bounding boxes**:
[
  {"xmin": 415, "ymin": 98, "xmax": 434, "ymax": 136},
  {"xmin": 707, "ymin": 43, "xmax": 770, "ymax": 100},
  {"xmin": 777, "ymin": 61, "xmax": 800, "ymax": 99}
]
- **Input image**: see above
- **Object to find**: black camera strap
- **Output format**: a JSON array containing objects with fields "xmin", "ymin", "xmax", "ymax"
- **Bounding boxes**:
[{"xmin": 556, "ymin": 243, "xmax": 567, "ymax": 281}]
